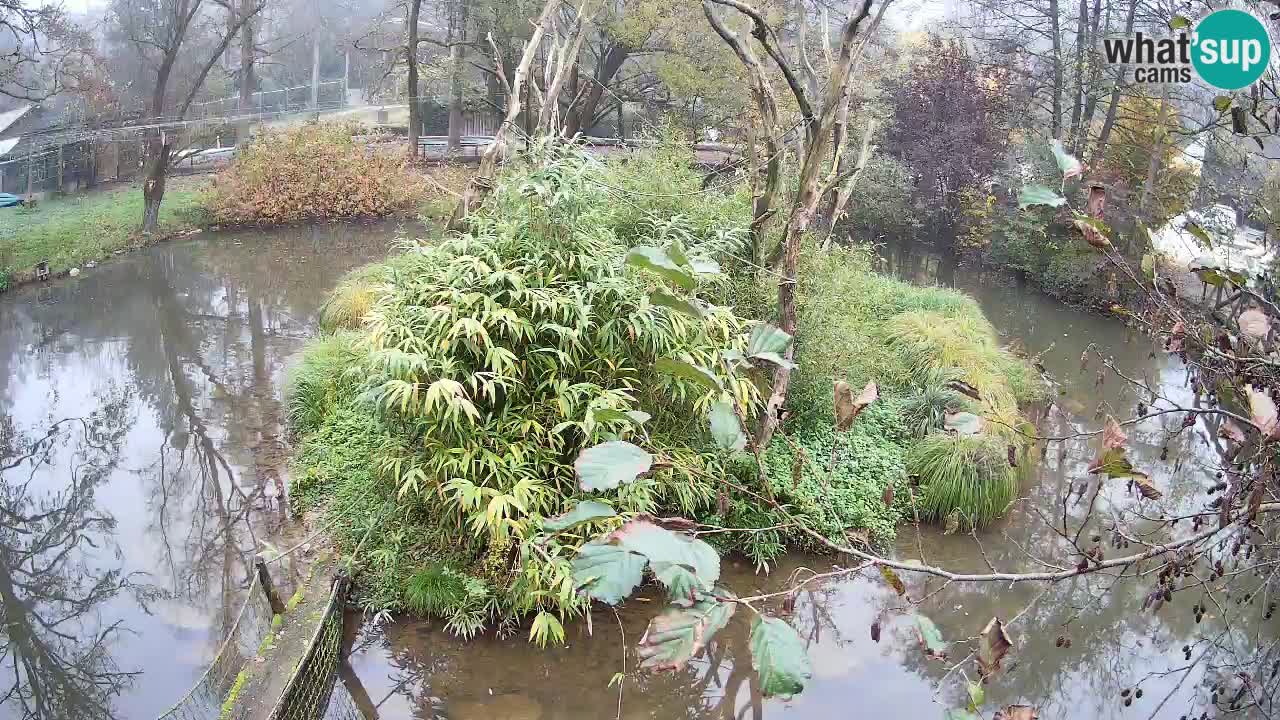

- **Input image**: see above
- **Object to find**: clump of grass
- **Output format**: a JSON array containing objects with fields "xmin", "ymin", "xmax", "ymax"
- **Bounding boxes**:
[
  {"xmin": 318, "ymin": 263, "xmax": 387, "ymax": 333},
  {"xmin": 907, "ymin": 433, "xmax": 1019, "ymax": 529},
  {"xmin": 284, "ymin": 332, "xmax": 363, "ymax": 436},
  {"xmin": 0, "ymin": 179, "xmax": 205, "ymax": 283},
  {"xmin": 883, "ymin": 310, "xmax": 1020, "ymax": 412}
]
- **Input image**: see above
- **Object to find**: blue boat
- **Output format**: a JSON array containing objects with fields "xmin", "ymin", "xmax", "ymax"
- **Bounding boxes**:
[{"xmin": 0, "ymin": 193, "xmax": 23, "ymax": 208}]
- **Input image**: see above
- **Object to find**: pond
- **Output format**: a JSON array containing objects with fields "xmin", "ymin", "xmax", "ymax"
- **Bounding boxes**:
[
  {"xmin": 339, "ymin": 237, "xmax": 1273, "ymax": 720},
  {"xmin": 0, "ymin": 221, "xmax": 407, "ymax": 720},
  {"xmin": 2, "ymin": 228, "xmax": 1269, "ymax": 720}
]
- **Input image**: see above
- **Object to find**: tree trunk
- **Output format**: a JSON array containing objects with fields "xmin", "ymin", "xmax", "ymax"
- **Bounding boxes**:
[
  {"xmin": 1049, "ymin": 0, "xmax": 1063, "ymax": 139},
  {"xmin": 1075, "ymin": 0, "xmax": 1104, "ymax": 155},
  {"xmin": 448, "ymin": 0, "xmax": 559, "ymax": 231},
  {"xmin": 142, "ymin": 137, "xmax": 171, "ymax": 235},
  {"xmin": 408, "ymin": 0, "xmax": 422, "ymax": 157},
  {"xmin": 1139, "ymin": 85, "xmax": 1168, "ymax": 214},
  {"xmin": 562, "ymin": 43, "xmax": 627, "ymax": 137},
  {"xmin": 447, "ymin": 0, "xmax": 467, "ymax": 152},
  {"xmin": 1092, "ymin": 0, "xmax": 1137, "ymax": 167},
  {"xmin": 1066, "ymin": 0, "xmax": 1087, "ymax": 148},
  {"xmin": 238, "ymin": 0, "xmax": 255, "ymax": 140},
  {"xmin": 310, "ymin": 33, "xmax": 321, "ymax": 109}
]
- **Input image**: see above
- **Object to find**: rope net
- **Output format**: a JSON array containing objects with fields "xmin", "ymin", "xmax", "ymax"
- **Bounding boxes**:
[
  {"xmin": 155, "ymin": 574, "xmax": 275, "ymax": 720},
  {"xmin": 268, "ymin": 575, "xmax": 351, "ymax": 720}
]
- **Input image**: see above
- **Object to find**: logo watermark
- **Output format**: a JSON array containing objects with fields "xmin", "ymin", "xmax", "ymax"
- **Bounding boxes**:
[{"xmin": 1103, "ymin": 9, "xmax": 1271, "ymax": 90}]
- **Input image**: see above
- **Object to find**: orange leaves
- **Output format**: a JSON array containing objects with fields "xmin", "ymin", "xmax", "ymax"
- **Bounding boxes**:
[
  {"xmin": 1089, "ymin": 415, "xmax": 1162, "ymax": 500},
  {"xmin": 205, "ymin": 123, "xmax": 446, "ymax": 225}
]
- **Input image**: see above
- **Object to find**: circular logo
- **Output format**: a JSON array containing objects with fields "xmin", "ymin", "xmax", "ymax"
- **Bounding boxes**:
[{"xmin": 1192, "ymin": 9, "xmax": 1271, "ymax": 90}]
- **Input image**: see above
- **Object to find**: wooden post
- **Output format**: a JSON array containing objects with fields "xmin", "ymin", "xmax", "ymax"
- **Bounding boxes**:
[
  {"xmin": 311, "ymin": 35, "xmax": 321, "ymax": 110},
  {"xmin": 56, "ymin": 144, "xmax": 63, "ymax": 191},
  {"xmin": 255, "ymin": 557, "xmax": 287, "ymax": 615}
]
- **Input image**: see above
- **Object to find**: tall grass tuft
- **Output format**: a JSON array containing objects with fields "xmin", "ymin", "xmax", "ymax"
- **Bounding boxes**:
[
  {"xmin": 285, "ymin": 332, "xmax": 363, "ymax": 435},
  {"xmin": 907, "ymin": 433, "xmax": 1019, "ymax": 529}
]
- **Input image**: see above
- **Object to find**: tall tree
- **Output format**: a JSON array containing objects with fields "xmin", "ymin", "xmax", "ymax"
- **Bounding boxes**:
[{"xmin": 110, "ymin": 0, "xmax": 266, "ymax": 233}]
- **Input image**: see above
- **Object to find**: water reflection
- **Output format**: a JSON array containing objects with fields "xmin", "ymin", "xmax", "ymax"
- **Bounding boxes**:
[
  {"xmin": 0, "ymin": 222, "xmax": 398, "ymax": 719},
  {"xmin": 343, "ymin": 235, "xmax": 1274, "ymax": 719}
]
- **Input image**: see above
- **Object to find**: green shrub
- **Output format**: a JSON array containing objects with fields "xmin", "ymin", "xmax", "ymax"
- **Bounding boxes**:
[
  {"xmin": 292, "ymin": 151, "xmax": 760, "ymax": 625},
  {"xmin": 843, "ymin": 154, "xmax": 920, "ymax": 236},
  {"xmin": 404, "ymin": 564, "xmax": 496, "ymax": 638},
  {"xmin": 789, "ymin": 246, "xmax": 1041, "ymax": 429},
  {"xmin": 707, "ymin": 400, "xmax": 913, "ymax": 568},
  {"xmin": 204, "ymin": 123, "xmax": 430, "ymax": 224},
  {"xmin": 907, "ymin": 433, "xmax": 1019, "ymax": 528}
]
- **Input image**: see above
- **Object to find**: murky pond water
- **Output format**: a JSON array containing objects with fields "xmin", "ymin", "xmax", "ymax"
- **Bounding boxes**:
[
  {"xmin": 5, "ymin": 224, "xmax": 1271, "ymax": 720},
  {"xmin": 340, "ymin": 238, "xmax": 1275, "ymax": 720},
  {"xmin": 0, "ymin": 222, "xmax": 406, "ymax": 719}
]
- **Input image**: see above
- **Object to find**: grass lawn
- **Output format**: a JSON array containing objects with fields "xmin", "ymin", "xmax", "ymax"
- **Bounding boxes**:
[{"xmin": 0, "ymin": 177, "xmax": 207, "ymax": 290}]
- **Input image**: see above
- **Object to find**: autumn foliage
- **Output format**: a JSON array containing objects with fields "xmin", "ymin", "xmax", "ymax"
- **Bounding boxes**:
[{"xmin": 204, "ymin": 123, "xmax": 429, "ymax": 224}]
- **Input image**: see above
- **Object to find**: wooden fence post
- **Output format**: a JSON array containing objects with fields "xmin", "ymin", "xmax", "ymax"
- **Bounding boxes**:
[{"xmin": 255, "ymin": 557, "xmax": 287, "ymax": 615}]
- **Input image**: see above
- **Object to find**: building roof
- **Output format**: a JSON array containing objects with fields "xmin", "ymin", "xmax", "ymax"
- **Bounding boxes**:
[{"xmin": 0, "ymin": 105, "xmax": 31, "ymax": 137}]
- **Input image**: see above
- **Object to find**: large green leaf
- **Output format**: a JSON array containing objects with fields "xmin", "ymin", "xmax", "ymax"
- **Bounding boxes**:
[
  {"xmin": 915, "ymin": 614, "xmax": 947, "ymax": 658},
  {"xmin": 944, "ymin": 411, "xmax": 983, "ymax": 436},
  {"xmin": 690, "ymin": 258, "xmax": 721, "ymax": 275},
  {"xmin": 543, "ymin": 500, "xmax": 616, "ymax": 533},
  {"xmin": 746, "ymin": 323, "xmax": 796, "ymax": 369},
  {"xmin": 650, "ymin": 290, "xmax": 705, "ymax": 318},
  {"xmin": 651, "ymin": 562, "xmax": 705, "ymax": 605},
  {"xmin": 654, "ymin": 358, "xmax": 723, "ymax": 391},
  {"xmin": 1184, "ymin": 221, "xmax": 1214, "ymax": 249},
  {"xmin": 1050, "ymin": 139, "xmax": 1083, "ymax": 178},
  {"xmin": 575, "ymin": 441, "xmax": 653, "ymax": 492},
  {"xmin": 945, "ymin": 710, "xmax": 983, "ymax": 720},
  {"xmin": 625, "ymin": 247, "xmax": 697, "ymax": 290},
  {"xmin": 637, "ymin": 593, "xmax": 735, "ymax": 670},
  {"xmin": 708, "ymin": 400, "xmax": 747, "ymax": 452},
  {"xmin": 1018, "ymin": 185, "xmax": 1066, "ymax": 210},
  {"xmin": 746, "ymin": 323, "xmax": 792, "ymax": 356},
  {"xmin": 1214, "ymin": 95, "xmax": 1233, "ymax": 113},
  {"xmin": 571, "ymin": 539, "xmax": 647, "ymax": 605},
  {"xmin": 613, "ymin": 520, "xmax": 721, "ymax": 590},
  {"xmin": 749, "ymin": 616, "xmax": 813, "ymax": 696}
]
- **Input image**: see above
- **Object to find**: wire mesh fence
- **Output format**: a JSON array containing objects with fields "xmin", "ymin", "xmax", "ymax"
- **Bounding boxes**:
[
  {"xmin": 267, "ymin": 574, "xmax": 351, "ymax": 720},
  {"xmin": 155, "ymin": 574, "xmax": 276, "ymax": 720}
]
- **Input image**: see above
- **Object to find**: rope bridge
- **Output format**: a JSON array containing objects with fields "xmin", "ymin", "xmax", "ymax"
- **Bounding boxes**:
[
  {"xmin": 155, "ymin": 573, "xmax": 275, "ymax": 720},
  {"xmin": 266, "ymin": 573, "xmax": 351, "ymax": 720}
]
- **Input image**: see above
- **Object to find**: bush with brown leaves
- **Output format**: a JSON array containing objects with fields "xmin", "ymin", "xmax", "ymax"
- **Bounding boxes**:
[{"xmin": 204, "ymin": 123, "xmax": 429, "ymax": 224}]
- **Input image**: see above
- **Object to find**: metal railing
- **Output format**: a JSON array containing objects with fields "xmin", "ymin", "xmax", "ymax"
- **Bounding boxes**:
[{"xmin": 192, "ymin": 81, "xmax": 348, "ymax": 120}]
